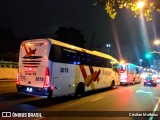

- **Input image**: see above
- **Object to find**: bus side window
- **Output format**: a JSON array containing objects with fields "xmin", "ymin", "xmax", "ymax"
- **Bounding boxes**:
[
  {"xmin": 96, "ymin": 57, "xmax": 100, "ymax": 66},
  {"xmin": 112, "ymin": 63, "xmax": 118, "ymax": 72},
  {"xmin": 62, "ymin": 48, "xmax": 76, "ymax": 64},
  {"xmin": 80, "ymin": 53, "xmax": 87, "ymax": 65},
  {"xmin": 101, "ymin": 58, "xmax": 106, "ymax": 67},
  {"xmin": 90, "ymin": 55, "xmax": 95, "ymax": 66},
  {"xmin": 106, "ymin": 59, "xmax": 112, "ymax": 68},
  {"xmin": 85, "ymin": 54, "xmax": 91, "ymax": 66},
  {"xmin": 49, "ymin": 45, "xmax": 62, "ymax": 62}
]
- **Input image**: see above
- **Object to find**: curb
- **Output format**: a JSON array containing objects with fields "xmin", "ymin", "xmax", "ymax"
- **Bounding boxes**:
[{"xmin": 0, "ymin": 79, "xmax": 16, "ymax": 81}]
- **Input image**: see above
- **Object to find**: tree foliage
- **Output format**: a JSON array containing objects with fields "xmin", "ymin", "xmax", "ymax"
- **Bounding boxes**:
[
  {"xmin": 53, "ymin": 27, "xmax": 86, "ymax": 48},
  {"xmin": 0, "ymin": 26, "xmax": 19, "ymax": 61},
  {"xmin": 93, "ymin": 0, "xmax": 160, "ymax": 21}
]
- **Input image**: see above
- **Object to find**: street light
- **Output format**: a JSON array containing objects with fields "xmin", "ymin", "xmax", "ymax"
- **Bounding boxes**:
[
  {"xmin": 153, "ymin": 39, "xmax": 160, "ymax": 53},
  {"xmin": 145, "ymin": 52, "xmax": 152, "ymax": 59},
  {"xmin": 153, "ymin": 39, "xmax": 160, "ymax": 45},
  {"xmin": 140, "ymin": 59, "xmax": 143, "ymax": 66},
  {"xmin": 120, "ymin": 60, "xmax": 125, "ymax": 64},
  {"xmin": 106, "ymin": 44, "xmax": 111, "ymax": 54},
  {"xmin": 137, "ymin": 1, "xmax": 145, "ymax": 9},
  {"xmin": 140, "ymin": 59, "xmax": 143, "ymax": 62}
]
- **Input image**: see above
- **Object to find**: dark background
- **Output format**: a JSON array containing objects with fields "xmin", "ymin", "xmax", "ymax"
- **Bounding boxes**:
[{"xmin": 0, "ymin": 0, "xmax": 160, "ymax": 65}]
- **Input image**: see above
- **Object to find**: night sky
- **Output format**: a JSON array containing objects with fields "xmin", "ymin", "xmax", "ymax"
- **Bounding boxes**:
[{"xmin": 0, "ymin": 0, "xmax": 160, "ymax": 63}]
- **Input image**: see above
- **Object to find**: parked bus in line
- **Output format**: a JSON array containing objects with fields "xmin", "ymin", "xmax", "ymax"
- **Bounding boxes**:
[
  {"xmin": 16, "ymin": 38, "xmax": 120, "ymax": 98},
  {"xmin": 117, "ymin": 63, "xmax": 143, "ymax": 85}
]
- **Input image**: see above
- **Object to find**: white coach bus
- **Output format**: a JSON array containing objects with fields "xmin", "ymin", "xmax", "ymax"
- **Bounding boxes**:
[
  {"xmin": 17, "ymin": 38, "xmax": 120, "ymax": 98},
  {"xmin": 117, "ymin": 63, "xmax": 143, "ymax": 85}
]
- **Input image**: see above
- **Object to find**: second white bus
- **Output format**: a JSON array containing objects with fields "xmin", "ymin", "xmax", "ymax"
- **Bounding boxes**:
[{"xmin": 117, "ymin": 63, "xmax": 143, "ymax": 85}]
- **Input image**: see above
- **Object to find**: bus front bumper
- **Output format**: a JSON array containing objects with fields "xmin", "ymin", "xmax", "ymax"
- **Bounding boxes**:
[{"xmin": 16, "ymin": 85, "xmax": 52, "ymax": 98}]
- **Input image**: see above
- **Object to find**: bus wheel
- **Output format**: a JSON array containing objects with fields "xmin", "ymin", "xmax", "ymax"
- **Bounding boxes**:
[
  {"xmin": 120, "ymin": 82, "xmax": 123, "ymax": 86},
  {"xmin": 47, "ymin": 90, "xmax": 53, "ymax": 99},
  {"xmin": 110, "ymin": 81, "xmax": 115, "ymax": 89},
  {"xmin": 74, "ymin": 82, "xmax": 85, "ymax": 98},
  {"xmin": 133, "ymin": 78, "xmax": 135, "ymax": 84}
]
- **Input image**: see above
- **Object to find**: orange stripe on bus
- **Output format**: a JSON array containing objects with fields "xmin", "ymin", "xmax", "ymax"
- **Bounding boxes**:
[
  {"xmin": 86, "ymin": 71, "xmax": 97, "ymax": 86},
  {"xmin": 89, "ymin": 66, "xmax": 94, "ymax": 74},
  {"xmin": 79, "ymin": 65, "xmax": 101, "ymax": 87},
  {"xmin": 79, "ymin": 65, "xmax": 87, "ymax": 79},
  {"xmin": 95, "ymin": 69, "xmax": 101, "ymax": 82}
]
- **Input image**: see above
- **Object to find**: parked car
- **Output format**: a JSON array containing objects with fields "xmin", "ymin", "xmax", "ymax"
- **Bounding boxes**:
[
  {"xmin": 156, "ymin": 77, "xmax": 160, "ymax": 84},
  {"xmin": 144, "ymin": 76, "xmax": 157, "ymax": 87}
]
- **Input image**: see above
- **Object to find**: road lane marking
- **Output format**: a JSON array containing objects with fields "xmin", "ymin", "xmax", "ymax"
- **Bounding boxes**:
[
  {"xmin": 149, "ymin": 96, "xmax": 160, "ymax": 120},
  {"xmin": 91, "ymin": 97, "xmax": 104, "ymax": 102},
  {"xmin": 135, "ymin": 90, "xmax": 152, "ymax": 94}
]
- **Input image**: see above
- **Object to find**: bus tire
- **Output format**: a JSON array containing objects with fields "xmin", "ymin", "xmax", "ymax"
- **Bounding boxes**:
[
  {"xmin": 120, "ymin": 82, "xmax": 123, "ymax": 86},
  {"xmin": 47, "ymin": 90, "xmax": 53, "ymax": 99},
  {"xmin": 110, "ymin": 80, "xmax": 115, "ymax": 89},
  {"xmin": 74, "ymin": 82, "xmax": 85, "ymax": 98},
  {"xmin": 133, "ymin": 78, "xmax": 135, "ymax": 84}
]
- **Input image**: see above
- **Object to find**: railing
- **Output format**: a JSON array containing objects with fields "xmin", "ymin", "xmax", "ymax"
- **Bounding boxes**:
[{"xmin": 0, "ymin": 61, "xmax": 18, "ymax": 68}]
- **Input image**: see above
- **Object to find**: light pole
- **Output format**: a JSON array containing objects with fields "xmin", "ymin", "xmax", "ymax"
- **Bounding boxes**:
[
  {"xmin": 106, "ymin": 44, "xmax": 111, "ymax": 54},
  {"xmin": 140, "ymin": 59, "xmax": 143, "ymax": 67},
  {"xmin": 153, "ymin": 39, "xmax": 160, "ymax": 72}
]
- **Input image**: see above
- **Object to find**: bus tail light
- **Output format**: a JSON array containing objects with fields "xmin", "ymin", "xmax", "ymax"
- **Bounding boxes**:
[
  {"xmin": 153, "ymin": 80, "xmax": 156, "ymax": 83},
  {"xmin": 28, "ymin": 67, "xmax": 33, "ymax": 71},
  {"xmin": 43, "ymin": 67, "xmax": 50, "ymax": 88},
  {"xmin": 16, "ymin": 70, "xmax": 20, "ymax": 85}
]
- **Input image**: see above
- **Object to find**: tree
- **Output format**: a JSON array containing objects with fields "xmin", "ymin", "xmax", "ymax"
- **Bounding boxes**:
[
  {"xmin": 93, "ymin": 0, "xmax": 160, "ymax": 21},
  {"xmin": 0, "ymin": 26, "xmax": 19, "ymax": 61},
  {"xmin": 53, "ymin": 27, "xmax": 86, "ymax": 48}
]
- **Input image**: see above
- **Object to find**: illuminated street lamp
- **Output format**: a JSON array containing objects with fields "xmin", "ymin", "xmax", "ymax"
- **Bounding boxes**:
[
  {"xmin": 140, "ymin": 59, "xmax": 143, "ymax": 66},
  {"xmin": 137, "ymin": 1, "xmax": 145, "ymax": 9},
  {"xmin": 120, "ymin": 60, "xmax": 125, "ymax": 64},
  {"xmin": 153, "ymin": 39, "xmax": 160, "ymax": 53},
  {"xmin": 154, "ymin": 39, "xmax": 160, "ymax": 45},
  {"xmin": 140, "ymin": 59, "xmax": 143, "ymax": 62},
  {"xmin": 106, "ymin": 43, "xmax": 111, "ymax": 54},
  {"xmin": 94, "ymin": 0, "xmax": 160, "ymax": 21}
]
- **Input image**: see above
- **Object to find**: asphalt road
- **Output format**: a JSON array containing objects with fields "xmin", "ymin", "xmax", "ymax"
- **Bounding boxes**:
[
  {"xmin": 0, "ymin": 79, "xmax": 17, "ymax": 94},
  {"xmin": 0, "ymin": 80, "xmax": 160, "ymax": 120}
]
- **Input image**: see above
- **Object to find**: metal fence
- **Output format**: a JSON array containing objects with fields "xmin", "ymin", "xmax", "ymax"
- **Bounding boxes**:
[{"xmin": 0, "ymin": 61, "xmax": 18, "ymax": 68}]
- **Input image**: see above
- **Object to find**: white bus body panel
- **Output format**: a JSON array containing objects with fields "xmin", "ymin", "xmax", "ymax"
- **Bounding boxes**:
[
  {"xmin": 51, "ymin": 63, "xmax": 119, "ymax": 97},
  {"xmin": 18, "ymin": 39, "xmax": 50, "ymax": 87},
  {"xmin": 52, "ymin": 63, "xmax": 76, "ymax": 96}
]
